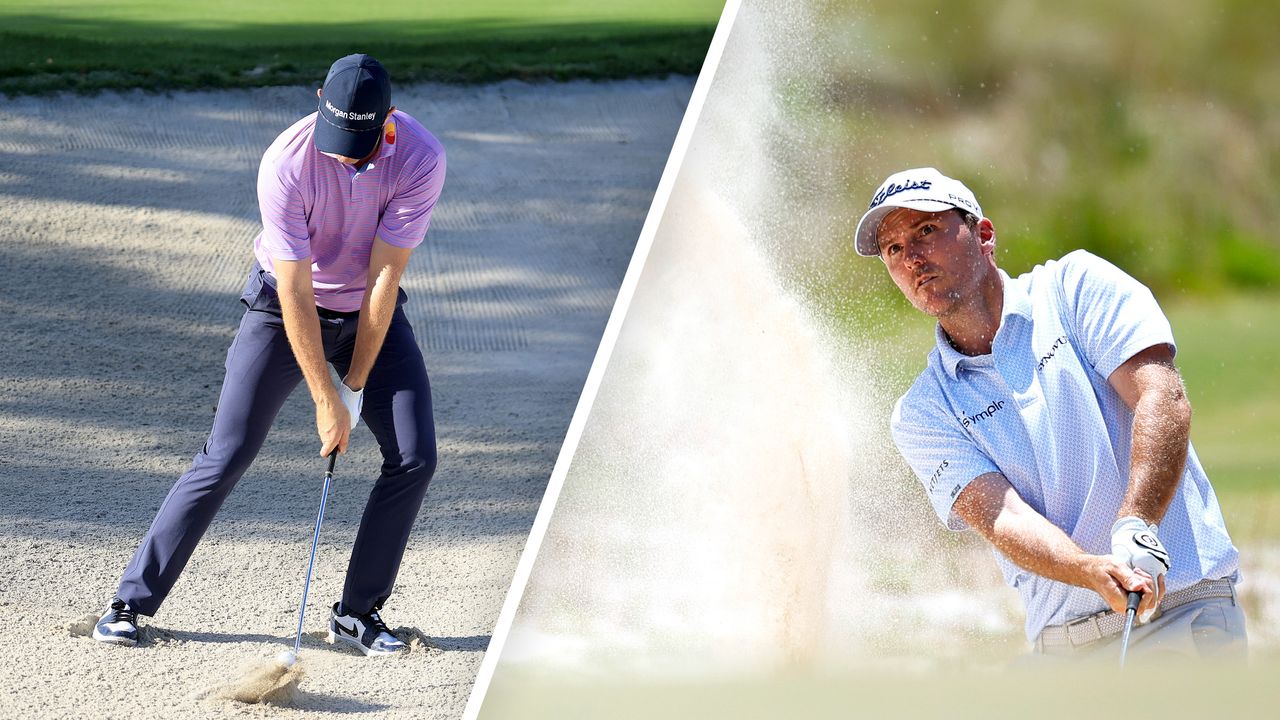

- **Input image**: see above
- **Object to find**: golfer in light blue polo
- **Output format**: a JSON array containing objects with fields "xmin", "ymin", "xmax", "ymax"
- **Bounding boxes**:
[{"xmin": 855, "ymin": 168, "xmax": 1246, "ymax": 659}]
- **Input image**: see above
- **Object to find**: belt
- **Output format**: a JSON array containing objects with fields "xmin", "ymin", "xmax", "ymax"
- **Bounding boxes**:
[
  {"xmin": 317, "ymin": 306, "xmax": 360, "ymax": 320},
  {"xmin": 1038, "ymin": 578, "xmax": 1235, "ymax": 649}
]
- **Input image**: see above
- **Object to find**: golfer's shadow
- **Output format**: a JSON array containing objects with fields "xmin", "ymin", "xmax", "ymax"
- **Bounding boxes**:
[
  {"xmin": 384, "ymin": 628, "xmax": 490, "ymax": 654},
  {"xmin": 146, "ymin": 626, "xmax": 490, "ymax": 653},
  {"xmin": 279, "ymin": 689, "xmax": 390, "ymax": 713},
  {"xmin": 415, "ymin": 634, "xmax": 490, "ymax": 652},
  {"xmin": 139, "ymin": 626, "xmax": 280, "ymax": 646}
]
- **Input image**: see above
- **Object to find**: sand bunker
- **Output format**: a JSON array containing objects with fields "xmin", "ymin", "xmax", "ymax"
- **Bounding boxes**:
[{"xmin": 2, "ymin": 77, "xmax": 692, "ymax": 720}]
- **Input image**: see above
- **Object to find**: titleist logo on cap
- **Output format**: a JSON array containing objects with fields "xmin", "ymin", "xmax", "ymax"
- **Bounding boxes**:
[
  {"xmin": 324, "ymin": 99, "xmax": 377, "ymax": 122},
  {"xmin": 869, "ymin": 179, "xmax": 932, "ymax": 210}
]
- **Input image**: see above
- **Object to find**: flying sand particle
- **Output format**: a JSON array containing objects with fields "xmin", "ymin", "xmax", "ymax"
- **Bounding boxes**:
[
  {"xmin": 66, "ymin": 613, "xmax": 100, "ymax": 637},
  {"xmin": 394, "ymin": 626, "xmax": 441, "ymax": 654},
  {"xmin": 216, "ymin": 657, "xmax": 306, "ymax": 705}
]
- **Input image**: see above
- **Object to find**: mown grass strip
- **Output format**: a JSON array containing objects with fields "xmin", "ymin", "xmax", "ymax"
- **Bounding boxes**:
[{"xmin": 0, "ymin": 1, "xmax": 723, "ymax": 93}]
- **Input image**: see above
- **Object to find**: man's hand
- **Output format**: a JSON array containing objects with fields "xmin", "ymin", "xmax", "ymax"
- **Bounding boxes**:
[
  {"xmin": 1079, "ymin": 553, "xmax": 1160, "ymax": 617},
  {"xmin": 340, "ymin": 381, "xmax": 364, "ymax": 430},
  {"xmin": 1111, "ymin": 515, "xmax": 1170, "ymax": 621},
  {"xmin": 316, "ymin": 392, "xmax": 351, "ymax": 457}
]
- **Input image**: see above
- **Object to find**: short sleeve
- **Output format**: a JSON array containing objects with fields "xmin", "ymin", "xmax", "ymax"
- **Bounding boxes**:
[
  {"xmin": 1057, "ymin": 250, "xmax": 1176, "ymax": 378},
  {"xmin": 377, "ymin": 147, "xmax": 446, "ymax": 249},
  {"xmin": 256, "ymin": 153, "xmax": 311, "ymax": 261},
  {"xmin": 891, "ymin": 391, "xmax": 1001, "ymax": 531}
]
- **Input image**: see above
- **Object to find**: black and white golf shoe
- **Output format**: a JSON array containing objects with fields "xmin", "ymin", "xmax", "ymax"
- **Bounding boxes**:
[
  {"xmin": 93, "ymin": 598, "xmax": 139, "ymax": 646},
  {"xmin": 328, "ymin": 602, "xmax": 407, "ymax": 657}
]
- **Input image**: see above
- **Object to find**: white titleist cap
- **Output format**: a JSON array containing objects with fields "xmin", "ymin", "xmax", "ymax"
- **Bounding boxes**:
[{"xmin": 854, "ymin": 167, "xmax": 982, "ymax": 256}]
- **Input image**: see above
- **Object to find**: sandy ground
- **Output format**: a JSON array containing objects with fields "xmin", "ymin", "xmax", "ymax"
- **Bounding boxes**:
[{"xmin": 0, "ymin": 77, "xmax": 691, "ymax": 719}]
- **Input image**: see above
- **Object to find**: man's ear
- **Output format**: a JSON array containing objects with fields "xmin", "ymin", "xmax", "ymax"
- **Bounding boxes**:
[
  {"xmin": 976, "ymin": 217, "xmax": 997, "ymax": 256},
  {"xmin": 316, "ymin": 88, "xmax": 323, "ymax": 99}
]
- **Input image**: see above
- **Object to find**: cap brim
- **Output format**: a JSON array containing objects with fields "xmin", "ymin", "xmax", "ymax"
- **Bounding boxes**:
[
  {"xmin": 853, "ymin": 199, "xmax": 958, "ymax": 256},
  {"xmin": 313, "ymin": 118, "xmax": 382, "ymax": 160}
]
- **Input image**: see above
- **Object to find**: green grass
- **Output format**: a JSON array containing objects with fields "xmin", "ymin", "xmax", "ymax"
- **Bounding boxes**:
[
  {"xmin": 1171, "ymin": 293, "xmax": 1280, "ymax": 492},
  {"xmin": 0, "ymin": 0, "xmax": 723, "ymax": 93},
  {"xmin": 1166, "ymin": 292, "xmax": 1280, "ymax": 541}
]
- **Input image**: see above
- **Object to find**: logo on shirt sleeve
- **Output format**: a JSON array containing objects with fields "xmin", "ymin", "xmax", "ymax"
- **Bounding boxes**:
[
  {"xmin": 927, "ymin": 459, "xmax": 950, "ymax": 493},
  {"xmin": 1036, "ymin": 335, "xmax": 1069, "ymax": 371}
]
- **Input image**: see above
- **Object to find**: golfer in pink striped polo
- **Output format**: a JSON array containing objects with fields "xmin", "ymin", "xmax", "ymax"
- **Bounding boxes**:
[{"xmin": 96, "ymin": 54, "xmax": 447, "ymax": 657}]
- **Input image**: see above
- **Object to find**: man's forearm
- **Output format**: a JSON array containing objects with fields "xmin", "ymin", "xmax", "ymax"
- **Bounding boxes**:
[
  {"xmin": 1115, "ymin": 357, "xmax": 1191, "ymax": 525},
  {"xmin": 345, "ymin": 242, "xmax": 409, "ymax": 389},
  {"xmin": 991, "ymin": 503, "xmax": 1105, "ymax": 588},
  {"xmin": 275, "ymin": 264, "xmax": 340, "ymax": 408},
  {"xmin": 961, "ymin": 474, "xmax": 1095, "ymax": 587},
  {"xmin": 954, "ymin": 472, "xmax": 1137, "ymax": 607}
]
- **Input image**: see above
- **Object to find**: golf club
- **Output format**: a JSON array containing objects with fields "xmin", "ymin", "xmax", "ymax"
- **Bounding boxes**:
[
  {"xmin": 1118, "ymin": 589, "xmax": 1141, "ymax": 668},
  {"xmin": 279, "ymin": 450, "xmax": 338, "ymax": 667}
]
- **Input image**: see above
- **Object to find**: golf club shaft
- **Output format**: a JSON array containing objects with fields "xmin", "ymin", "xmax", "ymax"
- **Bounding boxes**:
[
  {"xmin": 1118, "ymin": 590, "xmax": 1142, "ymax": 668},
  {"xmin": 292, "ymin": 452, "xmax": 338, "ymax": 657}
]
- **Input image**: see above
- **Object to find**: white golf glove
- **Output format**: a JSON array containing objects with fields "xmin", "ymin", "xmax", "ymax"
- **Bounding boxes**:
[
  {"xmin": 1111, "ymin": 515, "xmax": 1170, "ymax": 622},
  {"xmin": 340, "ymin": 381, "xmax": 364, "ymax": 430}
]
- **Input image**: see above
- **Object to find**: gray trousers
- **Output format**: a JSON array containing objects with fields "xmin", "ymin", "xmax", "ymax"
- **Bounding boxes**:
[{"xmin": 116, "ymin": 265, "xmax": 437, "ymax": 617}]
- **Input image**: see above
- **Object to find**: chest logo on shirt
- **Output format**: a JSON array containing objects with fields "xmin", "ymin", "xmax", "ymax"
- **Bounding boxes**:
[
  {"xmin": 959, "ymin": 400, "xmax": 1007, "ymax": 429},
  {"xmin": 1036, "ymin": 335, "xmax": 1070, "ymax": 371}
]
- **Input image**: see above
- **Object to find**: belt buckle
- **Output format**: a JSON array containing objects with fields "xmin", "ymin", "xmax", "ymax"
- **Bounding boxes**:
[{"xmin": 1064, "ymin": 610, "xmax": 1107, "ymax": 647}]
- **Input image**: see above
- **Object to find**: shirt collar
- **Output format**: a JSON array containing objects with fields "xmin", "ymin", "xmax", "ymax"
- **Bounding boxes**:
[
  {"xmin": 934, "ymin": 268, "xmax": 1029, "ymax": 379},
  {"xmin": 353, "ymin": 121, "xmax": 397, "ymax": 175}
]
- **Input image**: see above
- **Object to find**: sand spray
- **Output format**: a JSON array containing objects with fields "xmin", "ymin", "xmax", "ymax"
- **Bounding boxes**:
[
  {"xmin": 213, "ymin": 657, "xmax": 305, "ymax": 705},
  {"xmin": 504, "ymin": 0, "xmax": 1021, "ymax": 675}
]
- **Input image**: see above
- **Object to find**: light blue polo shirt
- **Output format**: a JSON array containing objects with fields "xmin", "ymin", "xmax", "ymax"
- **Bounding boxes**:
[{"xmin": 890, "ymin": 250, "xmax": 1239, "ymax": 641}]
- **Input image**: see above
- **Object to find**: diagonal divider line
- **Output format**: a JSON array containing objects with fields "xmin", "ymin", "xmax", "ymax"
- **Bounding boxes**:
[{"xmin": 461, "ymin": 1, "xmax": 745, "ymax": 716}]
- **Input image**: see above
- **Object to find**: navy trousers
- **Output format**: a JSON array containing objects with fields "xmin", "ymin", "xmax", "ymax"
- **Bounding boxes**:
[{"xmin": 117, "ymin": 265, "xmax": 437, "ymax": 617}]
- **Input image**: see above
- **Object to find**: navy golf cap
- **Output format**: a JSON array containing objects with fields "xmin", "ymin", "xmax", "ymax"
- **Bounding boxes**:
[{"xmin": 314, "ymin": 54, "xmax": 391, "ymax": 159}]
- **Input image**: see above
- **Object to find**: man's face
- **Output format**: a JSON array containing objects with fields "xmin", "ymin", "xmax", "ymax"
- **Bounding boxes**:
[
  {"xmin": 876, "ymin": 208, "xmax": 995, "ymax": 318},
  {"xmin": 321, "ymin": 149, "xmax": 370, "ymax": 165}
]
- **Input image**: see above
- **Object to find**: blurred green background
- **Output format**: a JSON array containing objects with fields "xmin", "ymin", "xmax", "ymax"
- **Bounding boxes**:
[
  {"xmin": 0, "ymin": 0, "xmax": 724, "ymax": 93},
  {"xmin": 785, "ymin": 0, "xmax": 1279, "ymax": 540},
  {"xmin": 815, "ymin": 0, "xmax": 1279, "ymax": 295}
]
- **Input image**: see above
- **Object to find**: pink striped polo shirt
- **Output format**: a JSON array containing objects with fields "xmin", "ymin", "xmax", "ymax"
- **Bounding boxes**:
[{"xmin": 253, "ymin": 109, "xmax": 446, "ymax": 312}]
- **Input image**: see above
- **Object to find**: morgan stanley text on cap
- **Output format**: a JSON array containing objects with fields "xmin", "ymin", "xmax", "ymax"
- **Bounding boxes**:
[
  {"xmin": 314, "ymin": 54, "xmax": 392, "ymax": 160},
  {"xmin": 853, "ymin": 167, "xmax": 983, "ymax": 257}
]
